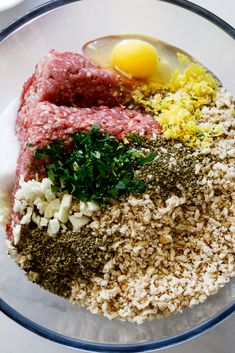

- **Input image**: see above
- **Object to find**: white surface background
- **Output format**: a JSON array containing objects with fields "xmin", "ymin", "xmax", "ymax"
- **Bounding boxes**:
[{"xmin": 0, "ymin": 1, "xmax": 234, "ymax": 352}]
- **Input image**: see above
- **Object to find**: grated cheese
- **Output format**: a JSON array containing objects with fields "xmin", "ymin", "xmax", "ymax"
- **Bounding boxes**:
[{"xmin": 132, "ymin": 54, "xmax": 222, "ymax": 147}]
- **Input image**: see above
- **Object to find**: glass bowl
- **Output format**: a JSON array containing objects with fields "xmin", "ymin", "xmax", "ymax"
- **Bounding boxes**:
[{"xmin": 0, "ymin": 0, "xmax": 234, "ymax": 351}]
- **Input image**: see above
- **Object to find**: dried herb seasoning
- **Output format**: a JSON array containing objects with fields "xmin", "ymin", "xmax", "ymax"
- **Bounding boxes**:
[
  {"xmin": 16, "ymin": 224, "xmax": 114, "ymax": 297},
  {"xmin": 137, "ymin": 138, "xmax": 200, "ymax": 198}
]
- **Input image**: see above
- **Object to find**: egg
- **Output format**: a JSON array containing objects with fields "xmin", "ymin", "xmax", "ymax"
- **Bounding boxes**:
[
  {"xmin": 82, "ymin": 34, "xmax": 192, "ymax": 84},
  {"xmin": 111, "ymin": 39, "xmax": 158, "ymax": 79}
]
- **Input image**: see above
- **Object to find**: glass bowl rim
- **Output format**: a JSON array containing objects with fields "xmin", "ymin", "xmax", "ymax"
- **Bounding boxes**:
[{"xmin": 0, "ymin": 0, "xmax": 234, "ymax": 351}]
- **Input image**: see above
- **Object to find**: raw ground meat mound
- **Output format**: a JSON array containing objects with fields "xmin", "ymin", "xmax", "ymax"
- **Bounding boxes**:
[{"xmin": 17, "ymin": 50, "xmax": 133, "ymax": 133}]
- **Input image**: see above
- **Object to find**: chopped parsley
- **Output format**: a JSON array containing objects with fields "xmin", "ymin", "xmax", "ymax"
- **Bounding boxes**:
[{"xmin": 34, "ymin": 126, "xmax": 154, "ymax": 205}]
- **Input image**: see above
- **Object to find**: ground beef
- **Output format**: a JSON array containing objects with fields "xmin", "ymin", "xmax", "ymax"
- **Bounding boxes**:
[
  {"xmin": 19, "ymin": 101, "xmax": 160, "ymax": 142},
  {"xmin": 17, "ymin": 50, "xmax": 132, "ymax": 132}
]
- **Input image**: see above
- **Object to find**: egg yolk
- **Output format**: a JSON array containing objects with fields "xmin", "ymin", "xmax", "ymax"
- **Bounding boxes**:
[{"xmin": 111, "ymin": 39, "xmax": 158, "ymax": 79}]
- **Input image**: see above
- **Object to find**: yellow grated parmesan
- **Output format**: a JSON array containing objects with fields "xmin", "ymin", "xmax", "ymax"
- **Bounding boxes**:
[{"xmin": 132, "ymin": 54, "xmax": 222, "ymax": 147}]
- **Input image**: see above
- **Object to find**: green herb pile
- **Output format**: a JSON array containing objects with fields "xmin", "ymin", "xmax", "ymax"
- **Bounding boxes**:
[{"xmin": 34, "ymin": 126, "xmax": 156, "ymax": 205}]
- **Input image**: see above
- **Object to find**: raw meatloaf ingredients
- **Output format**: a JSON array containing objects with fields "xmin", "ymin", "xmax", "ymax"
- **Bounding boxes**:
[{"xmin": 1, "ymin": 42, "xmax": 235, "ymax": 324}]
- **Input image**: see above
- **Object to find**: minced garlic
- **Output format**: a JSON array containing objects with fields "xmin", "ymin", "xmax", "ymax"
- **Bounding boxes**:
[{"xmin": 13, "ymin": 177, "xmax": 100, "ymax": 243}]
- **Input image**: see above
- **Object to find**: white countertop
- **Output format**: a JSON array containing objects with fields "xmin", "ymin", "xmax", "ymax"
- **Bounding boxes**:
[{"xmin": 0, "ymin": 1, "xmax": 234, "ymax": 352}]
